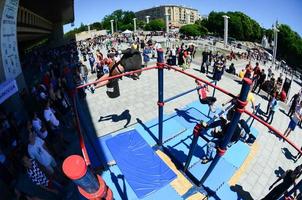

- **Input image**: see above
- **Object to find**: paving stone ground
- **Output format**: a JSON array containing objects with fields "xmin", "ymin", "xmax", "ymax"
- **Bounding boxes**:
[{"xmin": 80, "ymin": 45, "xmax": 302, "ymax": 199}]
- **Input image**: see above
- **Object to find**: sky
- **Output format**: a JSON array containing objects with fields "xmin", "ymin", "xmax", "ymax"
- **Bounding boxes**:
[{"xmin": 64, "ymin": 0, "xmax": 302, "ymax": 36}]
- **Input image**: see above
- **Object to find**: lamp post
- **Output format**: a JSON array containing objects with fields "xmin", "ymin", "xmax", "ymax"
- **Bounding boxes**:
[
  {"xmin": 223, "ymin": 15, "xmax": 230, "ymax": 47},
  {"xmin": 133, "ymin": 18, "xmax": 137, "ymax": 33},
  {"xmin": 272, "ymin": 21, "xmax": 279, "ymax": 69},
  {"xmin": 146, "ymin": 16, "xmax": 150, "ymax": 24},
  {"xmin": 110, "ymin": 19, "xmax": 114, "ymax": 34},
  {"xmin": 165, "ymin": 14, "xmax": 170, "ymax": 33},
  {"xmin": 115, "ymin": 17, "xmax": 118, "ymax": 32}
]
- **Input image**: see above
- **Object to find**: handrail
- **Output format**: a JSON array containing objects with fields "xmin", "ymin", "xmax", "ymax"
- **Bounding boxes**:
[
  {"xmin": 163, "ymin": 80, "xmax": 216, "ymax": 103},
  {"xmin": 72, "ymin": 93, "xmax": 91, "ymax": 165},
  {"xmin": 244, "ymin": 109, "xmax": 302, "ymax": 154},
  {"xmin": 77, "ymin": 65, "xmax": 159, "ymax": 89},
  {"xmin": 165, "ymin": 65, "xmax": 237, "ymax": 99}
]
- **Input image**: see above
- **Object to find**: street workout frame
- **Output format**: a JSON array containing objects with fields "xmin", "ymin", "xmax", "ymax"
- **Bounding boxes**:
[{"xmin": 72, "ymin": 58, "xmax": 302, "ymax": 189}]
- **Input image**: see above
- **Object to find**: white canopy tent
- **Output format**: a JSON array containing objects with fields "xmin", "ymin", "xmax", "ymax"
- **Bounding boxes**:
[{"xmin": 122, "ymin": 30, "xmax": 133, "ymax": 34}]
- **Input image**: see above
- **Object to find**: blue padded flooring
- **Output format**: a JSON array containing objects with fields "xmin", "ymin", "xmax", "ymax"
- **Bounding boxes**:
[
  {"xmin": 135, "ymin": 115, "xmax": 187, "ymax": 147},
  {"xmin": 106, "ymin": 130, "xmax": 176, "ymax": 199},
  {"xmin": 85, "ymin": 134, "xmax": 114, "ymax": 167},
  {"xmin": 208, "ymin": 184, "xmax": 244, "ymax": 200},
  {"xmin": 189, "ymin": 157, "xmax": 237, "ymax": 191},
  {"xmin": 223, "ymin": 142, "xmax": 250, "ymax": 168},
  {"xmin": 102, "ymin": 165, "xmax": 182, "ymax": 200}
]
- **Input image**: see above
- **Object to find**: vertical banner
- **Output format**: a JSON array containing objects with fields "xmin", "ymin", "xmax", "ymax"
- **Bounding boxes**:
[{"xmin": 1, "ymin": 0, "xmax": 21, "ymax": 80}]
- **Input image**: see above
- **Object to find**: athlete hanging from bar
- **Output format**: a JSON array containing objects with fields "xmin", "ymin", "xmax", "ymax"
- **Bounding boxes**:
[
  {"xmin": 195, "ymin": 80, "xmax": 217, "ymax": 114},
  {"xmin": 95, "ymin": 48, "xmax": 143, "ymax": 98}
]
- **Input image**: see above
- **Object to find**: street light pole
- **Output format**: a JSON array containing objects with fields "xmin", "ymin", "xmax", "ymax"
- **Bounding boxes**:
[
  {"xmin": 110, "ymin": 20, "xmax": 114, "ymax": 34},
  {"xmin": 223, "ymin": 15, "xmax": 230, "ymax": 47},
  {"xmin": 133, "ymin": 18, "xmax": 137, "ymax": 33},
  {"xmin": 115, "ymin": 17, "xmax": 118, "ymax": 32},
  {"xmin": 272, "ymin": 21, "xmax": 279, "ymax": 69},
  {"xmin": 165, "ymin": 14, "xmax": 170, "ymax": 33},
  {"xmin": 146, "ymin": 16, "xmax": 150, "ymax": 24}
]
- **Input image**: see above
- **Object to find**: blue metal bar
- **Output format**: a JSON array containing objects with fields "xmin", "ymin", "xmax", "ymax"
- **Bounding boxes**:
[
  {"xmin": 163, "ymin": 80, "xmax": 216, "ymax": 103},
  {"xmin": 208, "ymin": 81, "xmax": 217, "ymax": 117},
  {"xmin": 164, "ymin": 85, "xmax": 205, "ymax": 103},
  {"xmin": 199, "ymin": 78, "xmax": 252, "ymax": 186},
  {"xmin": 184, "ymin": 134, "xmax": 199, "ymax": 171},
  {"xmin": 157, "ymin": 50, "xmax": 164, "ymax": 146},
  {"xmin": 184, "ymin": 103, "xmax": 234, "ymax": 172}
]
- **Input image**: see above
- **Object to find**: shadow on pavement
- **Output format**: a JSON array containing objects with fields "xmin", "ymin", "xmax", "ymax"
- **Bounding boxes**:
[
  {"xmin": 281, "ymin": 147, "xmax": 296, "ymax": 162},
  {"xmin": 98, "ymin": 109, "xmax": 131, "ymax": 128},
  {"xmin": 230, "ymin": 184, "xmax": 254, "ymax": 200},
  {"xmin": 274, "ymin": 166, "xmax": 285, "ymax": 177}
]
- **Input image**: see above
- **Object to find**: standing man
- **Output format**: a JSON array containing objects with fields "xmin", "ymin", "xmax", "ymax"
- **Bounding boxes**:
[
  {"xmin": 266, "ymin": 94, "xmax": 278, "ymax": 124},
  {"xmin": 284, "ymin": 101, "xmax": 302, "ymax": 138},
  {"xmin": 288, "ymin": 92, "xmax": 301, "ymax": 117},
  {"xmin": 201, "ymin": 49, "xmax": 209, "ymax": 73},
  {"xmin": 253, "ymin": 69, "xmax": 266, "ymax": 94}
]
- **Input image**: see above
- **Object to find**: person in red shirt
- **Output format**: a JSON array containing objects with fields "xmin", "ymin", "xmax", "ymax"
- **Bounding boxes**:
[{"xmin": 196, "ymin": 80, "xmax": 217, "ymax": 113}]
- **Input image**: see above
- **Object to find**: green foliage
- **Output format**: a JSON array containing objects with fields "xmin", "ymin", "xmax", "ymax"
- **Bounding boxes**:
[
  {"xmin": 179, "ymin": 24, "xmax": 207, "ymax": 37},
  {"xmin": 205, "ymin": 11, "xmax": 262, "ymax": 41},
  {"xmin": 102, "ymin": 9, "xmax": 136, "ymax": 32},
  {"xmin": 277, "ymin": 24, "xmax": 302, "ymax": 68},
  {"xmin": 64, "ymin": 23, "xmax": 88, "ymax": 38},
  {"xmin": 144, "ymin": 19, "xmax": 165, "ymax": 31}
]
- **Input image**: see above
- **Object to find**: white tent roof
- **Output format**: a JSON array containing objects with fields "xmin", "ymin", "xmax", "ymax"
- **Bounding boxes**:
[{"xmin": 122, "ymin": 30, "xmax": 133, "ymax": 34}]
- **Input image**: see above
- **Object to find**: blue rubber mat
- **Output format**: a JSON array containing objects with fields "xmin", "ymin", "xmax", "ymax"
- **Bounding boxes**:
[
  {"xmin": 189, "ymin": 158, "xmax": 237, "ymax": 191},
  {"xmin": 106, "ymin": 130, "xmax": 176, "ymax": 199},
  {"xmin": 85, "ymin": 134, "xmax": 114, "ymax": 167},
  {"xmin": 208, "ymin": 184, "xmax": 244, "ymax": 200},
  {"xmin": 164, "ymin": 130, "xmax": 208, "ymax": 167},
  {"xmin": 135, "ymin": 116, "xmax": 187, "ymax": 147},
  {"xmin": 102, "ymin": 165, "xmax": 182, "ymax": 200},
  {"xmin": 250, "ymin": 126, "xmax": 260, "ymax": 137},
  {"xmin": 224, "ymin": 142, "xmax": 250, "ymax": 168},
  {"xmin": 169, "ymin": 107, "xmax": 210, "ymax": 129}
]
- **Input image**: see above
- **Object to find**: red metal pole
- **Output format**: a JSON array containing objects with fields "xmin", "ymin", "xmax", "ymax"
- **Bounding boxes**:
[
  {"xmin": 72, "ymin": 93, "xmax": 91, "ymax": 165},
  {"xmin": 166, "ymin": 65, "xmax": 237, "ymax": 99},
  {"xmin": 77, "ymin": 65, "xmax": 159, "ymax": 89},
  {"xmin": 244, "ymin": 110, "xmax": 302, "ymax": 154}
]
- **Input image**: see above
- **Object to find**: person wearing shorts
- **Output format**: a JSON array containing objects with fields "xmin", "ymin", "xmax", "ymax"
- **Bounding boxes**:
[
  {"xmin": 284, "ymin": 101, "xmax": 302, "ymax": 137},
  {"xmin": 195, "ymin": 80, "xmax": 217, "ymax": 113}
]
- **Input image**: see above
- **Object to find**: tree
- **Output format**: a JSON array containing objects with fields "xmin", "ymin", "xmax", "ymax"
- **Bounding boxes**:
[
  {"xmin": 180, "ymin": 24, "xmax": 207, "ymax": 37},
  {"xmin": 277, "ymin": 24, "xmax": 302, "ymax": 68},
  {"xmin": 90, "ymin": 22, "xmax": 103, "ymax": 30},
  {"xmin": 144, "ymin": 19, "xmax": 165, "ymax": 31},
  {"xmin": 205, "ymin": 11, "xmax": 262, "ymax": 41},
  {"xmin": 101, "ymin": 9, "xmax": 136, "ymax": 31}
]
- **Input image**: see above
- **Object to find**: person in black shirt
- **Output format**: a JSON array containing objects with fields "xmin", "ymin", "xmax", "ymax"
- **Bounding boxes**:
[
  {"xmin": 288, "ymin": 93, "xmax": 301, "ymax": 117},
  {"xmin": 201, "ymin": 50, "xmax": 209, "ymax": 73},
  {"xmin": 253, "ymin": 69, "xmax": 266, "ymax": 94}
]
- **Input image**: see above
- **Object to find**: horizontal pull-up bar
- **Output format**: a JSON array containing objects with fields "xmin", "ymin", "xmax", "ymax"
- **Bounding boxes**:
[
  {"xmin": 165, "ymin": 65, "xmax": 237, "ymax": 99},
  {"xmin": 77, "ymin": 65, "xmax": 159, "ymax": 89},
  {"xmin": 163, "ymin": 80, "xmax": 216, "ymax": 103},
  {"xmin": 244, "ymin": 109, "xmax": 302, "ymax": 155}
]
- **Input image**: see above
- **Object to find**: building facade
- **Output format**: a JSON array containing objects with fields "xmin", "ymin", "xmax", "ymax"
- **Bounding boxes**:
[{"xmin": 135, "ymin": 5, "xmax": 200, "ymax": 28}]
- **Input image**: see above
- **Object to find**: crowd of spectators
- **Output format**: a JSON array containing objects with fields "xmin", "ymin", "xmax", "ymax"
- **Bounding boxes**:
[{"xmin": 0, "ymin": 40, "xmax": 85, "ymax": 199}]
